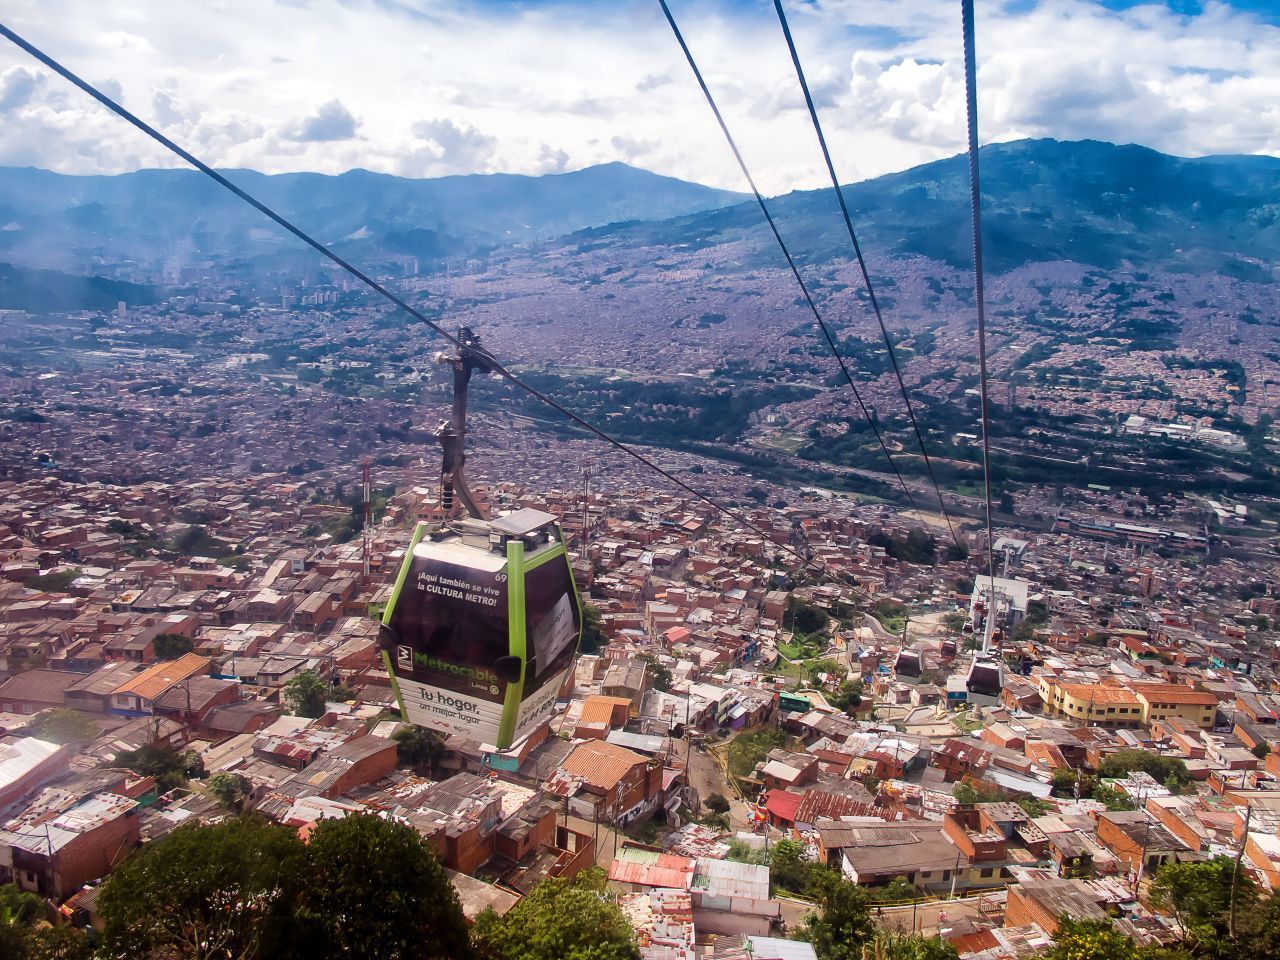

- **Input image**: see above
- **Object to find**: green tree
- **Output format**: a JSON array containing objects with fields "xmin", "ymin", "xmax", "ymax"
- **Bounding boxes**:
[
  {"xmin": 391, "ymin": 724, "xmax": 447, "ymax": 777},
  {"xmin": 700, "ymin": 810, "xmax": 730, "ymax": 831},
  {"xmin": 154, "ymin": 633, "xmax": 194, "ymax": 659},
  {"xmin": 869, "ymin": 933, "xmax": 960, "ymax": 960},
  {"xmin": 807, "ymin": 659, "xmax": 841, "ymax": 689},
  {"xmin": 1041, "ymin": 919, "xmax": 1133, "ymax": 960},
  {"xmin": 580, "ymin": 603, "xmax": 606, "ymax": 655},
  {"xmin": 798, "ymin": 869, "xmax": 875, "ymax": 960},
  {"xmin": 1090, "ymin": 784, "xmax": 1136, "ymax": 812},
  {"xmin": 788, "ymin": 596, "xmax": 830, "ymax": 636},
  {"xmin": 868, "ymin": 876, "xmax": 921, "ymax": 904},
  {"xmin": 726, "ymin": 727, "xmax": 787, "ymax": 779},
  {"xmin": 952, "ymin": 781, "xmax": 1001, "ymax": 806},
  {"xmin": 1233, "ymin": 891, "xmax": 1280, "ymax": 959},
  {"xmin": 1051, "ymin": 768, "xmax": 1081, "ymax": 798},
  {"xmin": 0, "ymin": 883, "xmax": 42, "ymax": 926},
  {"xmin": 1097, "ymin": 750, "xmax": 1190, "ymax": 792},
  {"xmin": 831, "ymin": 679, "xmax": 864, "ymax": 715},
  {"xmin": 1148, "ymin": 856, "xmax": 1253, "ymax": 948},
  {"xmin": 300, "ymin": 813, "xmax": 470, "ymax": 960},
  {"xmin": 768, "ymin": 837, "xmax": 814, "ymax": 895},
  {"xmin": 285, "ymin": 670, "xmax": 330, "ymax": 718},
  {"xmin": 0, "ymin": 922, "xmax": 92, "ymax": 960},
  {"xmin": 1016, "ymin": 797, "xmax": 1051, "ymax": 818},
  {"xmin": 471, "ymin": 868, "xmax": 638, "ymax": 960},
  {"xmin": 32, "ymin": 708, "xmax": 96, "ymax": 745},
  {"xmin": 638, "ymin": 654, "xmax": 673, "ymax": 692},
  {"xmin": 112, "ymin": 743, "xmax": 204, "ymax": 792},
  {"xmin": 206, "ymin": 772, "xmax": 251, "ymax": 812},
  {"xmin": 97, "ymin": 817, "xmax": 306, "ymax": 960},
  {"xmin": 704, "ymin": 793, "xmax": 731, "ymax": 814},
  {"xmin": 725, "ymin": 839, "xmax": 769, "ymax": 865}
]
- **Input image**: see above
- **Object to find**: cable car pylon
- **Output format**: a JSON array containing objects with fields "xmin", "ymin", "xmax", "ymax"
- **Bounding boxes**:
[{"xmin": 380, "ymin": 328, "xmax": 583, "ymax": 751}]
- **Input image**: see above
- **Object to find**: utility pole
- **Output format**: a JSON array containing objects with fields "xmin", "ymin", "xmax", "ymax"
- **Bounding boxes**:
[
  {"xmin": 1229, "ymin": 802, "xmax": 1252, "ymax": 939},
  {"xmin": 361, "ymin": 459, "xmax": 372, "ymax": 577},
  {"xmin": 1133, "ymin": 787, "xmax": 1152, "ymax": 897},
  {"xmin": 580, "ymin": 462, "xmax": 592, "ymax": 562}
]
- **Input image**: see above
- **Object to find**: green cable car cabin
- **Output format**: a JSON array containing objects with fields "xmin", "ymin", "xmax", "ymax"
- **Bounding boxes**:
[{"xmin": 381, "ymin": 508, "xmax": 582, "ymax": 750}]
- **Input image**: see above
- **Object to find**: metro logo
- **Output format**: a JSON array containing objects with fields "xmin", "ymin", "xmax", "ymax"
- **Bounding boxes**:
[{"xmin": 413, "ymin": 651, "xmax": 499, "ymax": 686}]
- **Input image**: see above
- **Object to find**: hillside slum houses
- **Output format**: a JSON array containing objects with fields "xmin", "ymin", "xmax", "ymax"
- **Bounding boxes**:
[{"xmin": 3, "ymin": 469, "xmax": 1280, "ymax": 958}]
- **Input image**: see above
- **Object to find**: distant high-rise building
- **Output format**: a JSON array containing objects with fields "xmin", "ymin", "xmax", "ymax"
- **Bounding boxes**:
[{"xmin": 116, "ymin": 301, "xmax": 126, "ymax": 320}]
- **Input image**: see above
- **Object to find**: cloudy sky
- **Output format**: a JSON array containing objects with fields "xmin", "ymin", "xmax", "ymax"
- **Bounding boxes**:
[{"xmin": 0, "ymin": 0, "xmax": 1278, "ymax": 193}]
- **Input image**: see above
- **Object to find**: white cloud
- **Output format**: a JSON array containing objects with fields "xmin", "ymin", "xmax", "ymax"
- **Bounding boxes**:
[
  {"xmin": 0, "ymin": 0, "xmax": 1275, "ymax": 190},
  {"xmin": 0, "ymin": 66, "xmax": 41, "ymax": 112},
  {"xmin": 283, "ymin": 99, "xmax": 360, "ymax": 142},
  {"xmin": 404, "ymin": 117, "xmax": 496, "ymax": 175}
]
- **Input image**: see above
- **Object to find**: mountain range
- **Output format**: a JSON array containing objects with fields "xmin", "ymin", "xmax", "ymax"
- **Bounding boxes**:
[
  {"xmin": 0, "ymin": 139, "xmax": 1278, "ymax": 299},
  {"xmin": 0, "ymin": 161, "xmax": 743, "ymax": 278},
  {"xmin": 571, "ymin": 139, "xmax": 1280, "ymax": 280}
]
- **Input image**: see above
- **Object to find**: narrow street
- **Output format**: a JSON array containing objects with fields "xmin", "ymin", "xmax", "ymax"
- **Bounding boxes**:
[{"xmin": 676, "ymin": 738, "xmax": 754, "ymax": 831}]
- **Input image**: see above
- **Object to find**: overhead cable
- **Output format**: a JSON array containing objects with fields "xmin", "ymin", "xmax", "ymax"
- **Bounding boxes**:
[
  {"xmin": 656, "ymin": 0, "xmax": 925, "ymax": 518},
  {"xmin": 0, "ymin": 20, "xmax": 884, "ymax": 604},
  {"xmin": 959, "ymin": 0, "xmax": 999, "ymax": 590},
  {"xmin": 772, "ymin": 0, "xmax": 960, "ymax": 548}
]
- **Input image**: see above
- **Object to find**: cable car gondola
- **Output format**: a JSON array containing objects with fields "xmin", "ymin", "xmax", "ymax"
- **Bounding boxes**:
[{"xmin": 380, "ymin": 330, "xmax": 582, "ymax": 750}]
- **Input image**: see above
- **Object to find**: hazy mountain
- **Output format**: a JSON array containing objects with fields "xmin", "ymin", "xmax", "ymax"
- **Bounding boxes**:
[
  {"xmin": 571, "ymin": 139, "xmax": 1280, "ymax": 279},
  {"xmin": 0, "ymin": 262, "xmax": 156, "ymax": 313},
  {"xmin": 0, "ymin": 162, "xmax": 745, "ymax": 274},
  {"xmin": 1, "ymin": 140, "xmax": 1277, "ymax": 287}
]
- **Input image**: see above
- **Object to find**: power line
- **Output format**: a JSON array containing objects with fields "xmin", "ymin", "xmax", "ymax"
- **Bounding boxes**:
[
  {"xmin": 656, "ymin": 0, "xmax": 923, "ymax": 518},
  {"xmin": 960, "ymin": 1, "xmax": 999, "ymax": 591},
  {"xmin": 772, "ymin": 0, "xmax": 959, "ymax": 549},
  {"xmin": 0, "ymin": 20, "xmax": 880, "ymax": 605}
]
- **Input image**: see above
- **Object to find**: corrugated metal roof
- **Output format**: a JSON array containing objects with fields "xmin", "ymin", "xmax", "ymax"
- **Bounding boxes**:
[
  {"xmin": 692, "ymin": 858, "xmax": 770, "ymax": 900},
  {"xmin": 112, "ymin": 652, "xmax": 210, "ymax": 699},
  {"xmin": 608, "ymin": 852, "xmax": 694, "ymax": 889},
  {"xmin": 560, "ymin": 740, "xmax": 646, "ymax": 790},
  {"xmin": 745, "ymin": 936, "xmax": 818, "ymax": 960}
]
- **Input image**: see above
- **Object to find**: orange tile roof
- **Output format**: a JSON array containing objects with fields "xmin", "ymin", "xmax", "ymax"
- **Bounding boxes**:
[
  {"xmin": 561, "ymin": 739, "xmax": 646, "ymax": 790},
  {"xmin": 1058, "ymin": 684, "xmax": 1140, "ymax": 705},
  {"xmin": 576, "ymin": 695, "xmax": 630, "ymax": 729},
  {"xmin": 111, "ymin": 652, "xmax": 210, "ymax": 700},
  {"xmin": 1026, "ymin": 741, "xmax": 1067, "ymax": 769},
  {"xmin": 1133, "ymin": 684, "xmax": 1219, "ymax": 706}
]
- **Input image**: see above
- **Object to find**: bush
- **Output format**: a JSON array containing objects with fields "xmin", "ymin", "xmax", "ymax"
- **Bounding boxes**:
[
  {"xmin": 33, "ymin": 708, "xmax": 96, "ymax": 745},
  {"xmin": 472, "ymin": 868, "xmax": 639, "ymax": 960},
  {"xmin": 769, "ymin": 837, "xmax": 814, "ymax": 895},
  {"xmin": 727, "ymin": 727, "xmax": 787, "ymax": 779},
  {"xmin": 704, "ymin": 793, "xmax": 731, "ymax": 814},
  {"xmin": 1097, "ymin": 749, "xmax": 1191, "ymax": 793},
  {"xmin": 113, "ymin": 743, "xmax": 204, "ymax": 792}
]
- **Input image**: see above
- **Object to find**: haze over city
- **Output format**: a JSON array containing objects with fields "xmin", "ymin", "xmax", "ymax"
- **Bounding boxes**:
[{"xmin": 2, "ymin": 3, "xmax": 1280, "ymax": 960}]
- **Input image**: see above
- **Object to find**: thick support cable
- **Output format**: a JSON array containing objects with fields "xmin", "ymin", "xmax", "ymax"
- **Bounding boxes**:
[
  {"xmin": 0, "ymin": 19, "xmax": 878, "ymax": 604},
  {"xmin": 960, "ymin": 0, "xmax": 999, "ymax": 625},
  {"xmin": 773, "ymin": 0, "xmax": 959, "ymax": 548},
  {"xmin": 656, "ymin": 0, "xmax": 922, "ymax": 517}
]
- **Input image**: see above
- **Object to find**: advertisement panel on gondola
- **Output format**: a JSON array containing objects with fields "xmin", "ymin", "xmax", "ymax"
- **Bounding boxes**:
[{"xmin": 381, "ymin": 512, "xmax": 582, "ymax": 751}]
